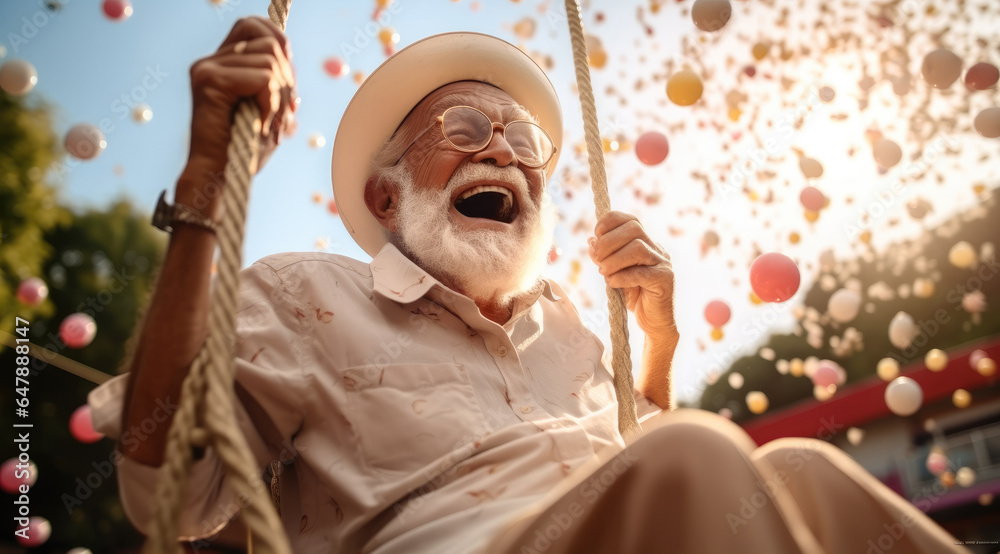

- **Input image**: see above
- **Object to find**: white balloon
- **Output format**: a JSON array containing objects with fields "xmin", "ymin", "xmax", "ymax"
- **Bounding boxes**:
[
  {"xmin": 956, "ymin": 467, "xmax": 976, "ymax": 487},
  {"xmin": 885, "ymin": 376, "xmax": 923, "ymax": 416},
  {"xmin": 888, "ymin": 311, "xmax": 918, "ymax": 349},
  {"xmin": 64, "ymin": 123, "xmax": 107, "ymax": 160},
  {"xmin": 828, "ymin": 288, "xmax": 861, "ymax": 323},
  {"xmin": 131, "ymin": 103, "xmax": 153, "ymax": 123},
  {"xmin": 0, "ymin": 59, "xmax": 38, "ymax": 96},
  {"xmin": 691, "ymin": 0, "xmax": 732, "ymax": 32},
  {"xmin": 877, "ymin": 357, "xmax": 900, "ymax": 381},
  {"xmin": 846, "ymin": 427, "xmax": 865, "ymax": 446},
  {"xmin": 974, "ymin": 107, "xmax": 1000, "ymax": 139},
  {"xmin": 728, "ymin": 372, "xmax": 744, "ymax": 390}
]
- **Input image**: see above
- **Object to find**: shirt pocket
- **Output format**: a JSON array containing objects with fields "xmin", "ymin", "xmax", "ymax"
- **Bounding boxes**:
[{"xmin": 342, "ymin": 363, "xmax": 484, "ymax": 474}]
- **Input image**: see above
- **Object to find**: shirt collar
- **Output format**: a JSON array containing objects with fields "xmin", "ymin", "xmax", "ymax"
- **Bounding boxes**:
[{"xmin": 370, "ymin": 243, "xmax": 561, "ymax": 305}]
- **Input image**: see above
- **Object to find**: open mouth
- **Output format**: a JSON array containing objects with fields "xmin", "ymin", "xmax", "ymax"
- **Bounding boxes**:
[{"xmin": 453, "ymin": 185, "xmax": 519, "ymax": 224}]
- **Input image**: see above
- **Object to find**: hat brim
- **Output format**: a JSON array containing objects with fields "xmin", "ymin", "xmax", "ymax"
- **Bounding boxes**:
[{"xmin": 331, "ymin": 32, "xmax": 562, "ymax": 257}]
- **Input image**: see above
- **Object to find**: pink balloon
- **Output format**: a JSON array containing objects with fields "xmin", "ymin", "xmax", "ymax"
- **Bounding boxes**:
[
  {"xmin": 635, "ymin": 131, "xmax": 669, "ymax": 165},
  {"xmin": 102, "ymin": 0, "xmax": 132, "ymax": 20},
  {"xmin": 965, "ymin": 62, "xmax": 999, "ymax": 90},
  {"xmin": 750, "ymin": 253, "xmax": 801, "ymax": 303},
  {"xmin": 704, "ymin": 300, "xmax": 731, "ymax": 328},
  {"xmin": 323, "ymin": 57, "xmax": 349, "ymax": 78},
  {"xmin": 16, "ymin": 277, "xmax": 48, "ymax": 306},
  {"xmin": 812, "ymin": 361, "xmax": 844, "ymax": 388},
  {"xmin": 70, "ymin": 405, "xmax": 104, "ymax": 444},
  {"xmin": 59, "ymin": 313, "xmax": 97, "ymax": 349},
  {"xmin": 969, "ymin": 349, "xmax": 989, "ymax": 369},
  {"xmin": 926, "ymin": 452, "xmax": 949, "ymax": 476},
  {"xmin": 799, "ymin": 186, "xmax": 825, "ymax": 211},
  {"xmin": 15, "ymin": 517, "xmax": 51, "ymax": 547},
  {"xmin": 1, "ymin": 458, "xmax": 37, "ymax": 494}
]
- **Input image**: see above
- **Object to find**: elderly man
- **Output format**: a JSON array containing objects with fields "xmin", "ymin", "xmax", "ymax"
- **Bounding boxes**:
[{"xmin": 88, "ymin": 17, "xmax": 965, "ymax": 554}]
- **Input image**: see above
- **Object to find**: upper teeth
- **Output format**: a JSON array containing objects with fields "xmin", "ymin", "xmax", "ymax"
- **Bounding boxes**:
[{"xmin": 457, "ymin": 185, "xmax": 513, "ymax": 203}]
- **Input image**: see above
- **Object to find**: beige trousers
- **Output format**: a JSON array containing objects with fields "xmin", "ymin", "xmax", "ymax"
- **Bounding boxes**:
[{"xmin": 490, "ymin": 409, "xmax": 967, "ymax": 554}]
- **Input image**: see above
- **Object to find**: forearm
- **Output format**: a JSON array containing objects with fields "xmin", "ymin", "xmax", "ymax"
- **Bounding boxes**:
[
  {"xmin": 120, "ymin": 164, "xmax": 223, "ymax": 466},
  {"xmin": 637, "ymin": 327, "xmax": 678, "ymax": 410}
]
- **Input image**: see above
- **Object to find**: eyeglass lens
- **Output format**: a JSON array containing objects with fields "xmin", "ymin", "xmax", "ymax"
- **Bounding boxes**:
[{"xmin": 441, "ymin": 107, "xmax": 553, "ymax": 167}]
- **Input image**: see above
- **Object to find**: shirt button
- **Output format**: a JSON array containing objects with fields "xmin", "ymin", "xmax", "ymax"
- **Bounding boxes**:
[
  {"xmin": 520, "ymin": 405, "xmax": 532, "ymax": 414},
  {"xmin": 497, "ymin": 346, "xmax": 508, "ymax": 357}
]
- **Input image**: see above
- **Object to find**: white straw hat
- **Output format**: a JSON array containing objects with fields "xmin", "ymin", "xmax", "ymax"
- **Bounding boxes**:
[{"xmin": 331, "ymin": 31, "xmax": 562, "ymax": 257}]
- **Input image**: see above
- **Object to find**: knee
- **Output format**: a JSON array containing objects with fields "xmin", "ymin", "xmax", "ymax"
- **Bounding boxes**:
[
  {"xmin": 632, "ymin": 408, "xmax": 759, "ymax": 461},
  {"xmin": 753, "ymin": 437, "xmax": 845, "ymax": 474}
]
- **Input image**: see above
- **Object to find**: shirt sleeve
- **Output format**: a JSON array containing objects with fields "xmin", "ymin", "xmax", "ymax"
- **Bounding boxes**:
[
  {"xmin": 633, "ymin": 388, "xmax": 666, "ymax": 425},
  {"xmin": 86, "ymin": 260, "xmax": 312, "ymax": 540}
]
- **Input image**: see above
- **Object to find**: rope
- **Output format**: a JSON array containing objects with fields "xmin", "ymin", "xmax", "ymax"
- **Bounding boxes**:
[
  {"xmin": 143, "ymin": 1, "xmax": 293, "ymax": 552},
  {"xmin": 563, "ymin": 0, "xmax": 642, "ymax": 442}
]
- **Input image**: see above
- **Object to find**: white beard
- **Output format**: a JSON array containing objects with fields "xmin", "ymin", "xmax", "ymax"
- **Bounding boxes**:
[{"xmin": 390, "ymin": 162, "xmax": 558, "ymax": 307}]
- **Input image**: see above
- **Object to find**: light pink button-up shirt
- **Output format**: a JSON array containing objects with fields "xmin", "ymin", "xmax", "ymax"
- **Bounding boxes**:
[{"xmin": 89, "ymin": 244, "xmax": 659, "ymax": 553}]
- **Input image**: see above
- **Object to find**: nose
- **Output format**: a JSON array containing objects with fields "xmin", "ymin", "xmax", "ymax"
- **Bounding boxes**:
[{"xmin": 470, "ymin": 122, "xmax": 518, "ymax": 167}]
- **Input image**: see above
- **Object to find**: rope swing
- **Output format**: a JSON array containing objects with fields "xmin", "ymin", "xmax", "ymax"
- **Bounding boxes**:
[
  {"xmin": 563, "ymin": 0, "xmax": 642, "ymax": 441},
  {"xmin": 144, "ymin": 0, "xmax": 637, "ymax": 551},
  {"xmin": 144, "ymin": 0, "xmax": 293, "ymax": 551}
]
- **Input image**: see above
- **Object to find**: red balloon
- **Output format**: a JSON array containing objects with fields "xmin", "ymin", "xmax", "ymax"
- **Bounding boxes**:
[
  {"xmin": 16, "ymin": 277, "xmax": 48, "ymax": 306},
  {"xmin": 15, "ymin": 517, "xmax": 51, "ymax": 547},
  {"xmin": 1, "ymin": 457, "xmax": 37, "ymax": 494},
  {"xmin": 965, "ymin": 62, "xmax": 999, "ymax": 90},
  {"xmin": 704, "ymin": 300, "xmax": 731, "ymax": 328},
  {"xmin": 70, "ymin": 405, "xmax": 103, "ymax": 444},
  {"xmin": 635, "ymin": 131, "xmax": 669, "ymax": 165},
  {"xmin": 327, "ymin": 198, "xmax": 339, "ymax": 215},
  {"xmin": 323, "ymin": 57, "xmax": 349, "ymax": 78},
  {"xmin": 60, "ymin": 313, "xmax": 96, "ymax": 348},
  {"xmin": 750, "ymin": 252, "xmax": 800, "ymax": 302},
  {"xmin": 799, "ymin": 186, "xmax": 825, "ymax": 211},
  {"xmin": 102, "ymin": 0, "xmax": 132, "ymax": 20}
]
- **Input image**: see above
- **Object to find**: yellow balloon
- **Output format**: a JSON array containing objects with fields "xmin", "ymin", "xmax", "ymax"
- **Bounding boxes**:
[
  {"xmin": 789, "ymin": 358, "xmax": 804, "ymax": 377},
  {"xmin": 752, "ymin": 42, "xmax": 769, "ymax": 61},
  {"xmin": 746, "ymin": 391, "xmax": 769, "ymax": 414},
  {"xmin": 877, "ymin": 357, "xmax": 899, "ymax": 381},
  {"xmin": 749, "ymin": 291, "xmax": 763, "ymax": 305},
  {"xmin": 588, "ymin": 48, "xmax": 608, "ymax": 69},
  {"xmin": 804, "ymin": 210, "xmax": 819, "ymax": 222},
  {"xmin": 666, "ymin": 69, "xmax": 703, "ymax": 106},
  {"xmin": 952, "ymin": 389, "xmax": 971, "ymax": 409},
  {"xmin": 711, "ymin": 327, "xmax": 724, "ymax": 341},
  {"xmin": 789, "ymin": 231, "xmax": 801, "ymax": 244},
  {"xmin": 924, "ymin": 349, "xmax": 948, "ymax": 371},
  {"xmin": 728, "ymin": 107, "xmax": 742, "ymax": 121},
  {"xmin": 948, "ymin": 241, "xmax": 976, "ymax": 269},
  {"xmin": 977, "ymin": 357, "xmax": 997, "ymax": 377}
]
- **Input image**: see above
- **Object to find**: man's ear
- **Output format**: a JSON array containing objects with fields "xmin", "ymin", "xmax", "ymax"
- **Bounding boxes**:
[{"xmin": 364, "ymin": 174, "xmax": 400, "ymax": 233}]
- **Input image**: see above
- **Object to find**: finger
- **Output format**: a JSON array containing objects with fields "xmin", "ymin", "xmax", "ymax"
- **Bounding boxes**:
[
  {"xmin": 605, "ymin": 265, "xmax": 675, "ymax": 297},
  {"xmin": 589, "ymin": 218, "xmax": 649, "ymax": 262},
  {"xmin": 594, "ymin": 211, "xmax": 640, "ymax": 237},
  {"xmin": 216, "ymin": 36, "xmax": 295, "ymax": 88},
  {"xmin": 213, "ymin": 52, "xmax": 292, "ymax": 88},
  {"xmin": 594, "ymin": 238, "xmax": 666, "ymax": 277},
  {"xmin": 191, "ymin": 63, "xmax": 282, "ymax": 134},
  {"xmin": 219, "ymin": 16, "xmax": 291, "ymax": 60}
]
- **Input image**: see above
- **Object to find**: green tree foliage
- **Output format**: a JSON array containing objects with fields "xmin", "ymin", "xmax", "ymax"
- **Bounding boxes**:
[
  {"xmin": 701, "ymin": 188, "xmax": 1000, "ymax": 422},
  {"xmin": 0, "ymin": 93, "xmax": 71, "ymax": 330},
  {"xmin": 1, "ymin": 94, "xmax": 165, "ymax": 551}
]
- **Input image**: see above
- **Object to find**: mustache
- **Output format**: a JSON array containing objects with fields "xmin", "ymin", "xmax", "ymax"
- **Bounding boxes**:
[{"xmin": 444, "ymin": 163, "xmax": 532, "ymax": 201}]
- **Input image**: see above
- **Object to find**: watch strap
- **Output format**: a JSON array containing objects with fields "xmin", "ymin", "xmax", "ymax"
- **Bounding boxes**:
[{"xmin": 152, "ymin": 190, "xmax": 218, "ymax": 234}]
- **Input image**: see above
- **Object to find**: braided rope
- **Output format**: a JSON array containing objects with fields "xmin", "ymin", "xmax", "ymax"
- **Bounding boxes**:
[
  {"xmin": 143, "ymin": 1, "xmax": 293, "ymax": 553},
  {"xmin": 563, "ymin": 0, "xmax": 641, "ymax": 442}
]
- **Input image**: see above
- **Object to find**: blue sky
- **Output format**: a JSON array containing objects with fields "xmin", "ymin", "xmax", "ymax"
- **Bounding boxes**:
[{"xmin": 5, "ymin": 0, "xmax": 998, "ymax": 405}]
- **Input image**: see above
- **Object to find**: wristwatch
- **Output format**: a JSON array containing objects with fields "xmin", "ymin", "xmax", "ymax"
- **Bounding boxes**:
[{"xmin": 151, "ymin": 190, "xmax": 218, "ymax": 234}]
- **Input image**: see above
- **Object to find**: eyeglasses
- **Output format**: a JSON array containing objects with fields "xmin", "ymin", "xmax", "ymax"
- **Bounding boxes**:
[{"xmin": 392, "ymin": 105, "xmax": 557, "ymax": 169}]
